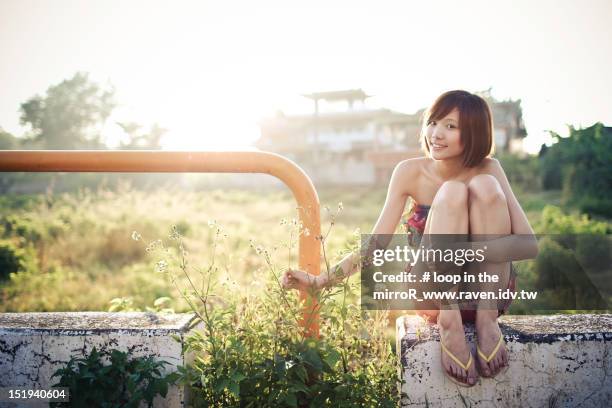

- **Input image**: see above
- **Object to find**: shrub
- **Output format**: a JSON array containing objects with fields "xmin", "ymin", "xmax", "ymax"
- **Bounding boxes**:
[
  {"xmin": 0, "ymin": 239, "xmax": 27, "ymax": 280},
  {"xmin": 50, "ymin": 347, "xmax": 179, "ymax": 408},
  {"xmin": 531, "ymin": 206, "xmax": 611, "ymax": 311},
  {"xmin": 1, "ymin": 214, "xmax": 44, "ymax": 242},
  {"xmin": 537, "ymin": 205, "xmax": 610, "ymax": 235}
]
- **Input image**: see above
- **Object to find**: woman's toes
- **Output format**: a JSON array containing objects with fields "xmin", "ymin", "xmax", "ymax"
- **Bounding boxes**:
[
  {"xmin": 460, "ymin": 367, "xmax": 467, "ymax": 383},
  {"xmin": 453, "ymin": 364, "xmax": 459, "ymax": 379},
  {"xmin": 496, "ymin": 355, "xmax": 503, "ymax": 371},
  {"xmin": 452, "ymin": 364, "xmax": 466, "ymax": 383},
  {"xmin": 492, "ymin": 358, "xmax": 500, "ymax": 374}
]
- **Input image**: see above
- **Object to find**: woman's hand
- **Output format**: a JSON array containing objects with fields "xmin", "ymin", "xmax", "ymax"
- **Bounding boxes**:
[{"xmin": 281, "ymin": 268, "xmax": 326, "ymax": 291}]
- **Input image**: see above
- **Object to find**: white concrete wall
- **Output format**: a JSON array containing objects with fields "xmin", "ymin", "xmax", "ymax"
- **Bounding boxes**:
[
  {"xmin": 0, "ymin": 312, "xmax": 202, "ymax": 407},
  {"xmin": 397, "ymin": 314, "xmax": 612, "ymax": 408}
]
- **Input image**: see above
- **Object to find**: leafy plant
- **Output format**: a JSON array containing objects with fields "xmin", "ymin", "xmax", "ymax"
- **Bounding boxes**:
[
  {"xmin": 140, "ymin": 207, "xmax": 401, "ymax": 407},
  {"xmin": 108, "ymin": 296, "xmax": 175, "ymax": 313},
  {"xmin": 50, "ymin": 347, "xmax": 179, "ymax": 408}
]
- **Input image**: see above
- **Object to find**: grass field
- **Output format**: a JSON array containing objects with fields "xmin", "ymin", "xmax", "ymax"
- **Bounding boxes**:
[{"xmin": 0, "ymin": 182, "xmax": 571, "ymax": 314}]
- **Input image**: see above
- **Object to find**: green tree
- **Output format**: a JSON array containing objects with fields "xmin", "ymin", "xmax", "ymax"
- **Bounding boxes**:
[
  {"xmin": 20, "ymin": 72, "xmax": 116, "ymax": 149},
  {"xmin": 540, "ymin": 123, "xmax": 612, "ymax": 217},
  {"xmin": 0, "ymin": 128, "xmax": 19, "ymax": 149},
  {"xmin": 117, "ymin": 122, "xmax": 165, "ymax": 150},
  {"xmin": 496, "ymin": 152, "xmax": 540, "ymax": 192}
]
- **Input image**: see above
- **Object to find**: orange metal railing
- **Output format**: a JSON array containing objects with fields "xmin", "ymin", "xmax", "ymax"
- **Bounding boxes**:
[{"xmin": 0, "ymin": 150, "xmax": 321, "ymax": 336}]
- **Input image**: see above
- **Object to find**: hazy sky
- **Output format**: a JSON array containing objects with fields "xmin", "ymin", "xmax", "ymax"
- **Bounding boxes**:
[{"xmin": 1, "ymin": 0, "xmax": 611, "ymax": 153}]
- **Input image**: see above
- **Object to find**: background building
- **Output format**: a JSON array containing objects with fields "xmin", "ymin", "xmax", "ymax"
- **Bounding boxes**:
[{"xmin": 257, "ymin": 89, "xmax": 526, "ymax": 185}]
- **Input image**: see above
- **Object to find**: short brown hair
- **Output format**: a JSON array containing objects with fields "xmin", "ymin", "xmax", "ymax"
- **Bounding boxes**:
[{"xmin": 421, "ymin": 90, "xmax": 494, "ymax": 167}]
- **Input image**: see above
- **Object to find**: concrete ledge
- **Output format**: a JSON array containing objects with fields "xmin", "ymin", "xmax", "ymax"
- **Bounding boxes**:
[
  {"xmin": 0, "ymin": 312, "xmax": 200, "ymax": 407},
  {"xmin": 397, "ymin": 314, "xmax": 612, "ymax": 408}
]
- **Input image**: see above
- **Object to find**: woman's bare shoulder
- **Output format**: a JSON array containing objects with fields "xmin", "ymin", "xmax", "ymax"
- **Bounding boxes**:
[
  {"xmin": 479, "ymin": 157, "xmax": 503, "ymax": 174},
  {"xmin": 388, "ymin": 157, "xmax": 429, "ymax": 197},
  {"xmin": 394, "ymin": 156, "xmax": 430, "ymax": 176}
]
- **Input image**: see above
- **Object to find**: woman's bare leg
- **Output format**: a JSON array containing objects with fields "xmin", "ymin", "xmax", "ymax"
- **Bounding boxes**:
[
  {"xmin": 417, "ymin": 181, "xmax": 467, "ymax": 322},
  {"xmin": 422, "ymin": 181, "xmax": 477, "ymax": 385},
  {"xmin": 467, "ymin": 174, "xmax": 511, "ymax": 377}
]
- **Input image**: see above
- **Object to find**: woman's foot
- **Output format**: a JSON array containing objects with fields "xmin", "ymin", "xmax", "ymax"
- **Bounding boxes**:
[
  {"xmin": 438, "ymin": 309, "xmax": 478, "ymax": 386},
  {"xmin": 475, "ymin": 310, "xmax": 508, "ymax": 377}
]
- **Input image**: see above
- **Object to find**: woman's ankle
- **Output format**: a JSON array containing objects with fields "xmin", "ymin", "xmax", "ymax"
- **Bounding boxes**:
[
  {"xmin": 437, "ymin": 309, "xmax": 462, "ymax": 329},
  {"xmin": 475, "ymin": 309, "xmax": 498, "ymax": 327}
]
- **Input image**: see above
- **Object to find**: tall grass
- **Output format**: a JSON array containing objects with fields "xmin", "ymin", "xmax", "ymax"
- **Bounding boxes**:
[
  {"xmin": 0, "ymin": 185, "xmax": 384, "ymax": 312},
  {"xmin": 0, "ymin": 183, "xmax": 586, "ymax": 314}
]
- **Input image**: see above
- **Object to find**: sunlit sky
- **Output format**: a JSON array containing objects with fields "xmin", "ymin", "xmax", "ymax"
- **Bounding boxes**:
[{"xmin": 1, "ymin": 0, "xmax": 611, "ymax": 153}]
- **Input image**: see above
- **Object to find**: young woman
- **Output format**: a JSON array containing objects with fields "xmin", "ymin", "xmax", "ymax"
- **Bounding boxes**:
[{"xmin": 281, "ymin": 90, "xmax": 538, "ymax": 387}]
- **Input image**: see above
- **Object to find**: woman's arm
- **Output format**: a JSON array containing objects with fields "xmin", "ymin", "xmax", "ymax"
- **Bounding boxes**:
[{"xmin": 282, "ymin": 160, "xmax": 415, "ymax": 290}]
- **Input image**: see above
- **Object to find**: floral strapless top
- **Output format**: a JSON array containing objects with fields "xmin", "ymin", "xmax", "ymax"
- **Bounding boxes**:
[{"xmin": 402, "ymin": 204, "xmax": 430, "ymax": 248}]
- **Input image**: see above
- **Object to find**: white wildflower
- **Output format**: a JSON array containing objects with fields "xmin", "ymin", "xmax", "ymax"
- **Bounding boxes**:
[
  {"xmin": 155, "ymin": 260, "xmax": 168, "ymax": 273},
  {"xmin": 169, "ymin": 226, "xmax": 181, "ymax": 240}
]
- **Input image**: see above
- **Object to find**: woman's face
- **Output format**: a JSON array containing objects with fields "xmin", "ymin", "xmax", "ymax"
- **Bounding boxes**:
[{"xmin": 425, "ymin": 108, "xmax": 464, "ymax": 161}]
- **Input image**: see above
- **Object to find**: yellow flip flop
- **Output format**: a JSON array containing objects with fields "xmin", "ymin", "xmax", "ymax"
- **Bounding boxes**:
[
  {"xmin": 440, "ymin": 341, "xmax": 476, "ymax": 387},
  {"xmin": 477, "ymin": 334, "xmax": 508, "ymax": 377}
]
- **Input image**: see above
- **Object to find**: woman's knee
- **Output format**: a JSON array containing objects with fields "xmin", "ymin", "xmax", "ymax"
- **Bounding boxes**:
[
  {"xmin": 433, "ymin": 180, "xmax": 468, "ymax": 210},
  {"xmin": 468, "ymin": 174, "xmax": 507, "ymax": 206}
]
